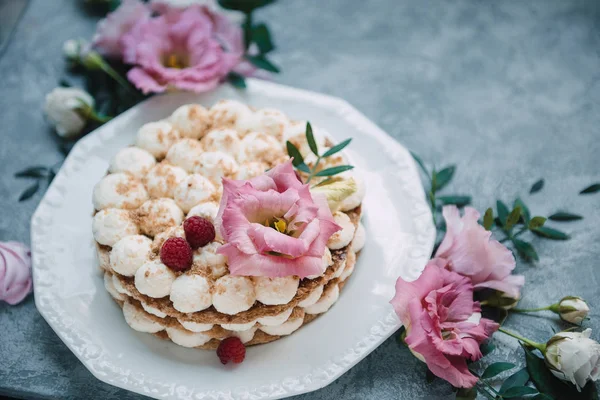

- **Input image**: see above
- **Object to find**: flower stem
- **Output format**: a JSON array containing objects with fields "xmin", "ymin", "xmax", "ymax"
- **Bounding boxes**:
[
  {"xmin": 498, "ymin": 327, "xmax": 546, "ymax": 352},
  {"xmin": 512, "ymin": 306, "xmax": 552, "ymax": 313},
  {"xmin": 88, "ymin": 110, "xmax": 112, "ymax": 124},
  {"xmin": 99, "ymin": 62, "xmax": 138, "ymax": 96},
  {"xmin": 305, "ymin": 155, "xmax": 321, "ymax": 184}
]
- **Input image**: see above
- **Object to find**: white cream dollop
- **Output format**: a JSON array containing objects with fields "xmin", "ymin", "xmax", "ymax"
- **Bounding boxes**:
[
  {"xmin": 135, "ymin": 120, "xmax": 181, "ymax": 159},
  {"xmin": 144, "ymin": 163, "xmax": 188, "ymax": 199},
  {"xmin": 166, "ymin": 327, "xmax": 211, "ymax": 348},
  {"xmin": 192, "ymin": 151, "xmax": 239, "ymax": 183},
  {"xmin": 109, "ymin": 235, "xmax": 152, "ymax": 276},
  {"xmin": 257, "ymin": 307, "xmax": 294, "ymax": 326},
  {"xmin": 123, "ymin": 300, "xmax": 163, "ymax": 333},
  {"xmin": 209, "ymin": 100, "xmax": 253, "ymax": 128},
  {"xmin": 141, "ymin": 301, "xmax": 167, "ymax": 318},
  {"xmin": 327, "ymin": 211, "xmax": 355, "ymax": 250},
  {"xmin": 231, "ymin": 326, "xmax": 257, "ymax": 344},
  {"xmin": 221, "ymin": 320, "xmax": 257, "ymax": 332},
  {"xmin": 306, "ymin": 247, "xmax": 332, "ymax": 279},
  {"xmin": 340, "ymin": 173, "xmax": 365, "ymax": 212},
  {"xmin": 298, "ymin": 285, "xmax": 324, "ymax": 308},
  {"xmin": 246, "ymin": 108, "xmax": 289, "ymax": 141},
  {"xmin": 178, "ymin": 320, "xmax": 214, "ymax": 333},
  {"xmin": 93, "ymin": 208, "xmax": 139, "ymax": 246},
  {"xmin": 236, "ymin": 161, "xmax": 268, "ymax": 180},
  {"xmin": 93, "ymin": 173, "xmax": 149, "ymax": 210},
  {"xmin": 169, "ymin": 104, "xmax": 210, "ymax": 139},
  {"xmin": 137, "ymin": 198, "xmax": 184, "ymax": 237},
  {"xmin": 304, "ymin": 284, "xmax": 340, "ymax": 314},
  {"xmin": 253, "ymin": 276, "xmax": 299, "ymax": 305},
  {"xmin": 339, "ymin": 250, "xmax": 356, "ymax": 281},
  {"xmin": 109, "ymin": 147, "xmax": 156, "ymax": 178},
  {"xmin": 352, "ymin": 222, "xmax": 366, "ymax": 253},
  {"xmin": 104, "ymin": 272, "xmax": 124, "ymax": 301},
  {"xmin": 174, "ymin": 174, "xmax": 216, "ymax": 213},
  {"xmin": 112, "ymin": 274, "xmax": 132, "ymax": 296},
  {"xmin": 170, "ymin": 274, "xmax": 213, "ymax": 313},
  {"xmin": 165, "ymin": 138, "xmax": 203, "ymax": 173},
  {"xmin": 202, "ymin": 128, "xmax": 241, "ymax": 157},
  {"xmin": 212, "ymin": 275, "xmax": 256, "ymax": 315},
  {"xmin": 260, "ymin": 317, "xmax": 304, "ymax": 336},
  {"xmin": 134, "ymin": 259, "xmax": 176, "ymax": 298},
  {"xmin": 193, "ymin": 242, "xmax": 227, "ymax": 279},
  {"xmin": 238, "ymin": 131, "xmax": 284, "ymax": 165},
  {"xmin": 187, "ymin": 201, "xmax": 219, "ymax": 222}
]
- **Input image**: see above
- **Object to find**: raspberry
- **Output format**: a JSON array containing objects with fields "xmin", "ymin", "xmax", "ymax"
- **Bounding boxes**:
[
  {"xmin": 217, "ymin": 337, "xmax": 246, "ymax": 365},
  {"xmin": 183, "ymin": 216, "xmax": 215, "ymax": 249},
  {"xmin": 160, "ymin": 237, "xmax": 192, "ymax": 271}
]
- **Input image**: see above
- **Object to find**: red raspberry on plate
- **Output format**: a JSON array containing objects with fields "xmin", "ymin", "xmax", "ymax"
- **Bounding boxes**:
[
  {"xmin": 160, "ymin": 237, "xmax": 192, "ymax": 272},
  {"xmin": 183, "ymin": 216, "xmax": 215, "ymax": 249},
  {"xmin": 217, "ymin": 337, "xmax": 246, "ymax": 365}
]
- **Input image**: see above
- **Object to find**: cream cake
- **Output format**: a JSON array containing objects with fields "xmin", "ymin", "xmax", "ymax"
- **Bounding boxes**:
[{"xmin": 92, "ymin": 100, "xmax": 366, "ymax": 351}]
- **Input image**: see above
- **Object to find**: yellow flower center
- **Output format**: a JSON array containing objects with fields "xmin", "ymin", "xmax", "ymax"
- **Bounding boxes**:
[
  {"xmin": 165, "ymin": 54, "xmax": 186, "ymax": 69},
  {"xmin": 265, "ymin": 218, "xmax": 288, "ymax": 234}
]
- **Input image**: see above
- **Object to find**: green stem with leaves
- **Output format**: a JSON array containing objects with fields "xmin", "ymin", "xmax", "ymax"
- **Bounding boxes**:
[
  {"xmin": 498, "ymin": 327, "xmax": 546, "ymax": 352},
  {"xmin": 305, "ymin": 156, "xmax": 322, "ymax": 184}
]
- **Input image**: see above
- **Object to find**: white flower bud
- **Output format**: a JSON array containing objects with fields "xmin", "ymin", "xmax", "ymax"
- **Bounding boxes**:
[
  {"xmin": 556, "ymin": 296, "xmax": 590, "ymax": 324},
  {"xmin": 545, "ymin": 329, "xmax": 600, "ymax": 391},
  {"xmin": 43, "ymin": 87, "xmax": 95, "ymax": 138},
  {"xmin": 63, "ymin": 39, "xmax": 81, "ymax": 60}
]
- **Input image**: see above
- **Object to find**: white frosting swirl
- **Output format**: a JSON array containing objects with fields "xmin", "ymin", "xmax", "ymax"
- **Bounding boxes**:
[
  {"xmin": 144, "ymin": 163, "xmax": 188, "ymax": 199},
  {"xmin": 112, "ymin": 274, "xmax": 132, "ymax": 296},
  {"xmin": 260, "ymin": 317, "xmax": 303, "ymax": 336},
  {"xmin": 109, "ymin": 235, "xmax": 152, "ymax": 276},
  {"xmin": 193, "ymin": 242, "xmax": 227, "ymax": 279},
  {"xmin": 178, "ymin": 320, "xmax": 214, "ymax": 333},
  {"xmin": 103, "ymin": 272, "xmax": 124, "ymax": 301},
  {"xmin": 92, "ymin": 208, "xmax": 139, "ymax": 246},
  {"xmin": 166, "ymin": 138, "xmax": 204, "ymax": 172},
  {"xmin": 253, "ymin": 276, "xmax": 299, "ymax": 305},
  {"xmin": 231, "ymin": 326, "xmax": 257, "ymax": 344},
  {"xmin": 297, "ymin": 285, "xmax": 324, "ymax": 308},
  {"xmin": 174, "ymin": 174, "xmax": 216, "ymax": 213},
  {"xmin": 212, "ymin": 275, "xmax": 256, "ymax": 315},
  {"xmin": 135, "ymin": 120, "xmax": 181, "ymax": 159},
  {"xmin": 202, "ymin": 128, "xmax": 241, "ymax": 157},
  {"xmin": 166, "ymin": 327, "xmax": 211, "ymax": 347},
  {"xmin": 169, "ymin": 274, "xmax": 212, "ymax": 313},
  {"xmin": 187, "ymin": 201, "xmax": 219, "ymax": 222},
  {"xmin": 256, "ymin": 308, "xmax": 294, "ymax": 326},
  {"xmin": 304, "ymin": 284, "xmax": 340, "ymax": 315},
  {"xmin": 235, "ymin": 161, "xmax": 268, "ymax": 180},
  {"xmin": 352, "ymin": 222, "xmax": 366, "ymax": 253},
  {"xmin": 327, "ymin": 211, "xmax": 356, "ymax": 250},
  {"xmin": 123, "ymin": 300, "xmax": 163, "ymax": 333},
  {"xmin": 248, "ymin": 108, "xmax": 289, "ymax": 141},
  {"xmin": 169, "ymin": 104, "xmax": 210, "ymax": 139},
  {"xmin": 209, "ymin": 100, "xmax": 253, "ymax": 128},
  {"xmin": 141, "ymin": 301, "xmax": 167, "ymax": 318},
  {"xmin": 340, "ymin": 173, "xmax": 365, "ymax": 211},
  {"xmin": 93, "ymin": 173, "xmax": 148, "ymax": 210},
  {"xmin": 137, "ymin": 198, "xmax": 184, "ymax": 237},
  {"xmin": 339, "ymin": 250, "xmax": 356, "ymax": 281},
  {"xmin": 238, "ymin": 132, "xmax": 284, "ymax": 165},
  {"xmin": 134, "ymin": 259, "xmax": 176, "ymax": 298},
  {"xmin": 109, "ymin": 147, "xmax": 156, "ymax": 178},
  {"xmin": 192, "ymin": 151, "xmax": 239, "ymax": 183},
  {"xmin": 221, "ymin": 320, "xmax": 257, "ymax": 332}
]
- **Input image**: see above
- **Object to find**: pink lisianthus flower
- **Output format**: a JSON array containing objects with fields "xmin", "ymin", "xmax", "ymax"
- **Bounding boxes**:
[
  {"xmin": 435, "ymin": 206, "xmax": 524, "ymax": 299},
  {"xmin": 93, "ymin": 0, "xmax": 151, "ymax": 57},
  {"xmin": 391, "ymin": 262, "xmax": 499, "ymax": 388},
  {"xmin": 216, "ymin": 161, "xmax": 341, "ymax": 278},
  {"xmin": 0, "ymin": 241, "xmax": 33, "ymax": 305},
  {"xmin": 121, "ymin": 5, "xmax": 244, "ymax": 94}
]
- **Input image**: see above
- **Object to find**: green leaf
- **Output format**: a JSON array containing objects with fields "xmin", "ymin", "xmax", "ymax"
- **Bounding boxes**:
[
  {"xmin": 434, "ymin": 165, "xmax": 456, "ymax": 191},
  {"xmin": 530, "ymin": 179, "xmax": 545, "ymax": 194},
  {"xmin": 410, "ymin": 151, "xmax": 429, "ymax": 176},
  {"xmin": 227, "ymin": 72, "xmax": 246, "ymax": 89},
  {"xmin": 505, "ymin": 206, "xmax": 522, "ymax": 231},
  {"xmin": 483, "ymin": 208, "xmax": 494, "ymax": 230},
  {"xmin": 14, "ymin": 166, "xmax": 48, "ymax": 179},
  {"xmin": 314, "ymin": 165, "xmax": 354, "ymax": 177},
  {"xmin": 579, "ymin": 183, "xmax": 600, "ymax": 194},
  {"xmin": 217, "ymin": 0, "xmax": 276, "ymax": 13},
  {"xmin": 296, "ymin": 163, "xmax": 310, "ymax": 174},
  {"xmin": 548, "ymin": 212, "xmax": 583, "ymax": 222},
  {"xmin": 425, "ymin": 369, "xmax": 436, "ymax": 383},
  {"xmin": 480, "ymin": 342, "xmax": 496, "ymax": 356},
  {"xmin": 528, "ymin": 216, "xmax": 547, "ymax": 230},
  {"xmin": 437, "ymin": 195, "xmax": 471, "ymax": 207},
  {"xmin": 514, "ymin": 197, "xmax": 531, "ymax": 224},
  {"xmin": 322, "ymin": 138, "xmax": 352, "ymax": 157},
  {"xmin": 481, "ymin": 362, "xmax": 516, "ymax": 379},
  {"xmin": 18, "ymin": 181, "xmax": 40, "ymax": 202},
  {"xmin": 286, "ymin": 141, "xmax": 305, "ymax": 166},
  {"xmin": 497, "ymin": 200, "xmax": 509, "ymax": 225},
  {"xmin": 455, "ymin": 387, "xmax": 477, "ymax": 400},
  {"xmin": 532, "ymin": 226, "xmax": 570, "ymax": 240},
  {"xmin": 251, "ymin": 23, "xmax": 274, "ymax": 53},
  {"xmin": 513, "ymin": 239, "xmax": 539, "ymax": 262},
  {"xmin": 305, "ymin": 122, "xmax": 319, "ymax": 156},
  {"xmin": 245, "ymin": 54, "xmax": 280, "ymax": 73},
  {"xmin": 533, "ymin": 394, "xmax": 554, "ymax": 400},
  {"xmin": 500, "ymin": 368, "xmax": 530, "ymax": 394},
  {"xmin": 503, "ymin": 386, "xmax": 538, "ymax": 398}
]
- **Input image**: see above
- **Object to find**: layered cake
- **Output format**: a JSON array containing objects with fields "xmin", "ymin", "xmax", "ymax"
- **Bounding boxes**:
[{"xmin": 92, "ymin": 100, "xmax": 366, "ymax": 352}]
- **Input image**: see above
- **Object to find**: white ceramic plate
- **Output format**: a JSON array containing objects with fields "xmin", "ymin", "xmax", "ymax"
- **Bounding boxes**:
[{"xmin": 31, "ymin": 79, "xmax": 435, "ymax": 400}]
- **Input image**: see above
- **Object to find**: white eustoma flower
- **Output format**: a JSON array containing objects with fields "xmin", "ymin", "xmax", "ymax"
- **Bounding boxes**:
[
  {"xmin": 43, "ymin": 87, "xmax": 94, "ymax": 138},
  {"xmin": 545, "ymin": 328, "xmax": 600, "ymax": 391},
  {"xmin": 556, "ymin": 296, "xmax": 590, "ymax": 324}
]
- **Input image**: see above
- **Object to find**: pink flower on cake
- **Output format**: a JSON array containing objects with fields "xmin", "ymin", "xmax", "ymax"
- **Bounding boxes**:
[
  {"xmin": 93, "ymin": 0, "xmax": 151, "ymax": 57},
  {"xmin": 121, "ymin": 5, "xmax": 244, "ymax": 94},
  {"xmin": 390, "ymin": 262, "xmax": 499, "ymax": 388},
  {"xmin": 0, "ymin": 241, "xmax": 33, "ymax": 305},
  {"xmin": 217, "ymin": 161, "xmax": 341, "ymax": 278},
  {"xmin": 436, "ymin": 206, "xmax": 524, "ymax": 299}
]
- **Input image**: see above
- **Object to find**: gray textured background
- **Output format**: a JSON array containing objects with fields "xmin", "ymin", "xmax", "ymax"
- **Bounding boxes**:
[{"xmin": 1, "ymin": 0, "xmax": 599, "ymax": 399}]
